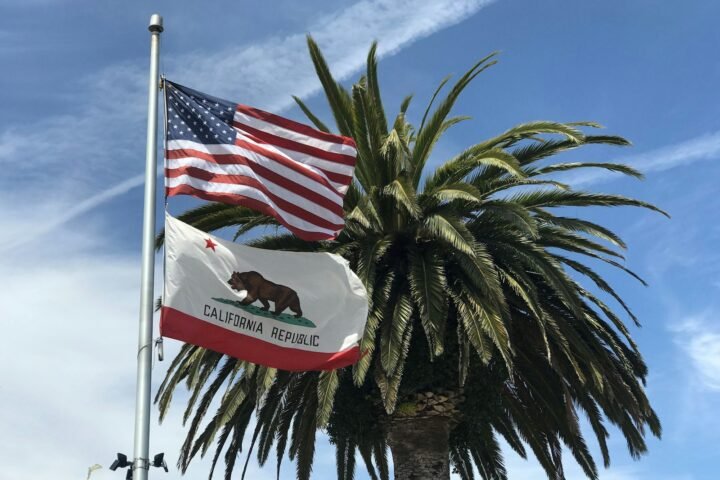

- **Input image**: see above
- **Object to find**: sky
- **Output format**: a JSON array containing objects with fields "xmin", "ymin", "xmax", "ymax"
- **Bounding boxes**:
[{"xmin": 1, "ymin": 0, "xmax": 719, "ymax": 479}]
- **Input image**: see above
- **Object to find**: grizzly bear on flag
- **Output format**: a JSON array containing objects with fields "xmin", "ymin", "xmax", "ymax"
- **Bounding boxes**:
[{"xmin": 228, "ymin": 271, "xmax": 303, "ymax": 318}]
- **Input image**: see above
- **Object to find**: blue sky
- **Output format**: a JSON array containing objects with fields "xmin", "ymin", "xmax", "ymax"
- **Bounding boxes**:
[{"xmin": 1, "ymin": 1, "xmax": 719, "ymax": 479}]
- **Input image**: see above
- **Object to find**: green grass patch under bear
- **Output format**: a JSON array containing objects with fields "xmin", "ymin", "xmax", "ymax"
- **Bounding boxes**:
[{"xmin": 212, "ymin": 297, "xmax": 317, "ymax": 328}]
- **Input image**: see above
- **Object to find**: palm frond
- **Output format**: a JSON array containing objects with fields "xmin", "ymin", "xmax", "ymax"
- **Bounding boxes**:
[
  {"xmin": 305, "ymin": 36, "xmax": 354, "ymax": 137},
  {"xmin": 317, "ymin": 370, "xmax": 340, "ymax": 428},
  {"xmin": 408, "ymin": 246, "xmax": 449, "ymax": 357},
  {"xmin": 292, "ymin": 95, "xmax": 331, "ymax": 132},
  {"xmin": 509, "ymin": 189, "xmax": 669, "ymax": 217},
  {"xmin": 412, "ymin": 53, "xmax": 499, "ymax": 186},
  {"xmin": 532, "ymin": 162, "xmax": 643, "ymax": 179}
]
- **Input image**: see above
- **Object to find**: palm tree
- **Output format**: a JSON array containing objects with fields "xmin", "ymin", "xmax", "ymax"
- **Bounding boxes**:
[{"xmin": 155, "ymin": 37, "xmax": 663, "ymax": 480}]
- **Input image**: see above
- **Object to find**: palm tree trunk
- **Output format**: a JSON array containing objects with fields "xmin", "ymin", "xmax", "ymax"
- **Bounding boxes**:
[{"xmin": 387, "ymin": 416, "xmax": 451, "ymax": 480}]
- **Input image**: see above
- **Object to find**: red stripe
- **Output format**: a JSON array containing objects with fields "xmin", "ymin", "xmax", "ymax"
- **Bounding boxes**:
[
  {"xmin": 167, "ymin": 146, "xmax": 345, "ymax": 202},
  {"xmin": 235, "ymin": 103, "xmax": 357, "ymax": 149},
  {"xmin": 165, "ymin": 163, "xmax": 344, "ymax": 218},
  {"xmin": 168, "ymin": 146, "xmax": 352, "ymax": 192},
  {"xmin": 168, "ymin": 143, "xmax": 346, "ymax": 196},
  {"xmin": 166, "ymin": 184, "xmax": 340, "ymax": 241},
  {"xmin": 161, "ymin": 307, "xmax": 360, "ymax": 371},
  {"xmin": 234, "ymin": 121, "xmax": 356, "ymax": 167},
  {"xmin": 234, "ymin": 137, "xmax": 353, "ymax": 189},
  {"xmin": 318, "ymin": 169, "xmax": 353, "ymax": 187},
  {"xmin": 166, "ymin": 180, "xmax": 343, "ymax": 231}
]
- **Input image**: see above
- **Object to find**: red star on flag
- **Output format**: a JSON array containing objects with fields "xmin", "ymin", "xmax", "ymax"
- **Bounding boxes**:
[{"xmin": 205, "ymin": 238, "xmax": 218, "ymax": 251}]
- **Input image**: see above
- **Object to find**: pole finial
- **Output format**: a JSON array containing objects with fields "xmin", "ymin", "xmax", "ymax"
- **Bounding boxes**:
[{"xmin": 149, "ymin": 14, "xmax": 163, "ymax": 33}]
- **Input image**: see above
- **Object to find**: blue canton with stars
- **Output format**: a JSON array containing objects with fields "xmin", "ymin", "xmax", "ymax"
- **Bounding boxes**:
[{"xmin": 165, "ymin": 80, "xmax": 238, "ymax": 145}]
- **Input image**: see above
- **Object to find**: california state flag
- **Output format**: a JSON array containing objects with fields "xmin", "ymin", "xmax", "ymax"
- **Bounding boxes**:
[{"xmin": 161, "ymin": 213, "xmax": 368, "ymax": 371}]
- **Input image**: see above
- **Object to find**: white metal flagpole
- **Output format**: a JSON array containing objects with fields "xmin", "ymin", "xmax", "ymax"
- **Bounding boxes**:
[{"xmin": 132, "ymin": 13, "xmax": 163, "ymax": 480}]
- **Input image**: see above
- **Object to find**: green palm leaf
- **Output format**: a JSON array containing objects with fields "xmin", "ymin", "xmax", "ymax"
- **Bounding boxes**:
[
  {"xmin": 316, "ymin": 370, "xmax": 339, "ymax": 428},
  {"xmin": 379, "ymin": 290, "xmax": 414, "ymax": 376},
  {"xmin": 408, "ymin": 246, "xmax": 449, "ymax": 357}
]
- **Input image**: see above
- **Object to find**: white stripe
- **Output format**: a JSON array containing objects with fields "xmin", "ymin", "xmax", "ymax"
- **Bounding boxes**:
[
  {"xmin": 234, "ymin": 110, "xmax": 357, "ymax": 157},
  {"xmin": 168, "ymin": 139, "xmax": 236, "ymax": 155},
  {"xmin": 166, "ymin": 157, "xmax": 344, "ymax": 223},
  {"xmin": 234, "ymin": 132, "xmax": 350, "ymax": 192},
  {"xmin": 167, "ymin": 139, "xmax": 343, "ymax": 200},
  {"xmin": 166, "ymin": 175, "xmax": 338, "ymax": 236},
  {"xmin": 232, "ymin": 124, "xmax": 355, "ymax": 178},
  {"xmin": 273, "ymin": 144, "xmax": 355, "ymax": 177}
]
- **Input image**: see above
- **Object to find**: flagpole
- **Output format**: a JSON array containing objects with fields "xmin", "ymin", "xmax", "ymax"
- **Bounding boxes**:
[{"xmin": 133, "ymin": 13, "xmax": 163, "ymax": 480}]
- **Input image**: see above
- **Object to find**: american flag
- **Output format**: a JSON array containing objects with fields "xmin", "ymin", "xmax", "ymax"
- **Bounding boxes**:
[{"xmin": 164, "ymin": 80, "xmax": 357, "ymax": 241}]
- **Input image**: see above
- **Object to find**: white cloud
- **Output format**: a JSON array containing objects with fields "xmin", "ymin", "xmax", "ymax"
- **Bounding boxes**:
[
  {"xmin": 0, "ymin": 197, "xmax": 304, "ymax": 480},
  {"xmin": 687, "ymin": 332, "xmax": 720, "ymax": 390},
  {"xmin": 671, "ymin": 314, "xmax": 720, "ymax": 391},
  {"xmin": 172, "ymin": 0, "xmax": 496, "ymax": 110},
  {"xmin": 497, "ymin": 440, "xmax": 693, "ymax": 480},
  {"xmin": 0, "ymin": 0, "xmax": 496, "ymax": 253},
  {"xmin": 455, "ymin": 437, "xmax": 674, "ymax": 480},
  {"xmin": 0, "ymin": 230, "xmax": 141, "ymax": 479},
  {"xmin": 562, "ymin": 131, "xmax": 720, "ymax": 186},
  {"xmin": 0, "ymin": 2, "xmax": 499, "ymax": 479}
]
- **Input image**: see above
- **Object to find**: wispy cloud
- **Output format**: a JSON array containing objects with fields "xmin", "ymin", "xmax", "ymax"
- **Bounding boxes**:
[
  {"xmin": 564, "ymin": 131, "xmax": 720, "ymax": 186},
  {"xmin": 496, "ymin": 437, "xmax": 689, "ymax": 480},
  {"xmin": 0, "ymin": 233, "xmax": 141, "ymax": 479},
  {"xmin": 0, "ymin": 0, "xmax": 495, "ymax": 252},
  {"xmin": 173, "ymin": 0, "xmax": 496, "ymax": 109},
  {"xmin": 670, "ymin": 313, "xmax": 720, "ymax": 392},
  {"xmin": 0, "ymin": 208, "xmax": 289, "ymax": 480},
  {"xmin": 0, "ymin": 4, "xmax": 498, "ymax": 474}
]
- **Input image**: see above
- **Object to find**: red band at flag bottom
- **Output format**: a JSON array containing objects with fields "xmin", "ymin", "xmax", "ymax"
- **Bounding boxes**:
[{"xmin": 160, "ymin": 307, "xmax": 361, "ymax": 371}]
